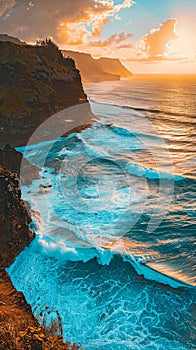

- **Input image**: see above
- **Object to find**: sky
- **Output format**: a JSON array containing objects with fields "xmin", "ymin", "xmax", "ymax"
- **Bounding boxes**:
[{"xmin": 0, "ymin": 0, "xmax": 196, "ymax": 73}]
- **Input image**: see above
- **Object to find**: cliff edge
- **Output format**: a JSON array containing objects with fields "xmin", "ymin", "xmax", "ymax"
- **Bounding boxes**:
[
  {"xmin": 0, "ymin": 164, "xmax": 78, "ymax": 349},
  {"xmin": 0, "ymin": 146, "xmax": 40, "ymax": 185},
  {"xmin": 0, "ymin": 39, "xmax": 91, "ymax": 147},
  {"xmin": 0, "ymin": 38, "xmax": 86, "ymax": 348},
  {"xmin": 98, "ymin": 57, "xmax": 132, "ymax": 78},
  {"xmin": 0, "ymin": 166, "xmax": 34, "ymax": 267}
]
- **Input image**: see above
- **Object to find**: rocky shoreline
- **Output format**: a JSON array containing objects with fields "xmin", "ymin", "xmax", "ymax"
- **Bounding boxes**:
[
  {"xmin": 0, "ymin": 145, "xmax": 40, "ymax": 185},
  {"xmin": 0, "ymin": 39, "xmax": 90, "ymax": 349},
  {"xmin": 0, "ymin": 155, "xmax": 80, "ymax": 349},
  {"xmin": 0, "ymin": 164, "xmax": 34, "ymax": 268}
]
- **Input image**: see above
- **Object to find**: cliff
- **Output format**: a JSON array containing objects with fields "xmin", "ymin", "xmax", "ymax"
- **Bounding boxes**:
[
  {"xmin": 0, "ymin": 148, "xmax": 40, "ymax": 258},
  {"xmin": 0, "ymin": 34, "xmax": 26, "ymax": 45},
  {"xmin": 0, "ymin": 166, "xmax": 34, "ymax": 267},
  {"xmin": 98, "ymin": 57, "xmax": 132, "ymax": 78},
  {"xmin": 62, "ymin": 50, "xmax": 132, "ymax": 83},
  {"xmin": 0, "ymin": 146, "xmax": 40, "ymax": 185},
  {"xmin": 0, "ymin": 268, "xmax": 79, "ymax": 349},
  {"xmin": 62, "ymin": 50, "xmax": 120, "ymax": 82},
  {"xmin": 0, "ymin": 40, "xmax": 91, "ymax": 147},
  {"xmin": 0, "ymin": 38, "xmax": 85, "ymax": 348},
  {"xmin": 0, "ymin": 165, "xmax": 78, "ymax": 349}
]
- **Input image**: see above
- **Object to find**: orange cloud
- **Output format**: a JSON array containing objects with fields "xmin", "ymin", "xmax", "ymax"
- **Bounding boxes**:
[
  {"xmin": 128, "ymin": 19, "xmax": 177, "ymax": 62},
  {"xmin": 58, "ymin": 23, "xmax": 90, "ymax": 45},
  {"xmin": 144, "ymin": 19, "xmax": 177, "ymax": 58},
  {"xmin": 92, "ymin": 17, "xmax": 109, "ymax": 39},
  {"xmin": 57, "ymin": 0, "xmax": 134, "ymax": 45},
  {"xmin": 0, "ymin": 0, "xmax": 134, "ymax": 45},
  {"xmin": 91, "ymin": 32, "xmax": 133, "ymax": 47},
  {"xmin": 81, "ymin": 18, "xmax": 179, "ymax": 61}
]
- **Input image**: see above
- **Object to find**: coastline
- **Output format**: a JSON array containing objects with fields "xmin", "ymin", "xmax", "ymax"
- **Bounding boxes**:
[
  {"xmin": 0, "ymin": 39, "xmax": 92, "ymax": 349},
  {"xmin": 0, "ymin": 161, "xmax": 81, "ymax": 349},
  {"xmin": 0, "ymin": 39, "xmax": 195, "ymax": 349},
  {"xmin": 0, "ymin": 0, "xmax": 195, "ymax": 347}
]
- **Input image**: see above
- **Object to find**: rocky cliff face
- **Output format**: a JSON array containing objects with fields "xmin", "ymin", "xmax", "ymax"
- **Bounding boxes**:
[
  {"xmin": 0, "ymin": 39, "xmax": 86, "ymax": 349},
  {"xmin": 0, "ymin": 166, "xmax": 34, "ymax": 267},
  {"xmin": 0, "ymin": 164, "xmax": 78, "ymax": 349},
  {"xmin": 62, "ymin": 50, "xmax": 120, "ymax": 82},
  {"xmin": 0, "ymin": 147, "xmax": 40, "ymax": 185},
  {"xmin": 62, "ymin": 50, "xmax": 132, "ymax": 83},
  {"xmin": 98, "ymin": 57, "xmax": 132, "ymax": 78},
  {"xmin": 0, "ymin": 40, "xmax": 89, "ymax": 147}
]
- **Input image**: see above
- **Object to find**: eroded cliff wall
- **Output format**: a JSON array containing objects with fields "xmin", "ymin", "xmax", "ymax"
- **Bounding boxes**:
[{"xmin": 0, "ymin": 166, "xmax": 34, "ymax": 267}]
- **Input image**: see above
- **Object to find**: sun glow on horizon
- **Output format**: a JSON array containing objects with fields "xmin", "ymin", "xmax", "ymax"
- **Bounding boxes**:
[{"xmin": 167, "ymin": 22, "xmax": 196, "ymax": 59}]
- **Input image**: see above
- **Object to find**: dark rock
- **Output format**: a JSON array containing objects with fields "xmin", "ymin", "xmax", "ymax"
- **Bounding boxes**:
[
  {"xmin": 0, "ymin": 147, "xmax": 40, "ymax": 185},
  {"xmin": 0, "ymin": 167, "xmax": 76, "ymax": 348},
  {"xmin": 0, "ymin": 167, "xmax": 34, "ymax": 268},
  {"xmin": 39, "ymin": 183, "xmax": 52, "ymax": 188}
]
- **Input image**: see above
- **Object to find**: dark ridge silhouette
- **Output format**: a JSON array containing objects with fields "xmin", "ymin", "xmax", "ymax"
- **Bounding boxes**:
[{"xmin": 0, "ymin": 33, "xmax": 26, "ymax": 45}]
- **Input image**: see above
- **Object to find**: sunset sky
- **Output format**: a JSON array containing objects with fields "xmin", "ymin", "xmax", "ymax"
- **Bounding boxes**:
[{"xmin": 0, "ymin": 0, "xmax": 196, "ymax": 73}]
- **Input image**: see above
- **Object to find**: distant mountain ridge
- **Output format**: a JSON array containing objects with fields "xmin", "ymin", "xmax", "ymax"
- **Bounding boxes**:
[
  {"xmin": 0, "ymin": 33, "xmax": 26, "ymax": 45},
  {"xmin": 62, "ymin": 50, "xmax": 132, "ymax": 83}
]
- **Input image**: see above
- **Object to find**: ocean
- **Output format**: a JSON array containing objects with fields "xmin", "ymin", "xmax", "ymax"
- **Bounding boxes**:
[{"xmin": 8, "ymin": 75, "xmax": 195, "ymax": 349}]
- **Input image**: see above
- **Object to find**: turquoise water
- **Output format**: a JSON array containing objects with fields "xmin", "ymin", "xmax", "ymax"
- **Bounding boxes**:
[{"xmin": 8, "ymin": 76, "xmax": 195, "ymax": 349}]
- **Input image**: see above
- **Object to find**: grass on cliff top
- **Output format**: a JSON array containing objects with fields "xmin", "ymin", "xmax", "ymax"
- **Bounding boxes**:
[
  {"xmin": 0, "ymin": 296, "xmax": 81, "ymax": 349},
  {"xmin": 0, "ymin": 315, "xmax": 81, "ymax": 350}
]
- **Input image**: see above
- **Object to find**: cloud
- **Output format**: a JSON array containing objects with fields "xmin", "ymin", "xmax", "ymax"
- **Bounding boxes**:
[
  {"xmin": 127, "ymin": 56, "xmax": 186, "ymax": 63},
  {"xmin": 129, "ymin": 19, "xmax": 177, "ymax": 62},
  {"xmin": 0, "ymin": 0, "xmax": 134, "ymax": 45},
  {"xmin": 0, "ymin": 0, "xmax": 15, "ymax": 16},
  {"xmin": 144, "ymin": 19, "xmax": 177, "ymax": 58},
  {"xmin": 58, "ymin": 23, "xmax": 90, "ymax": 45},
  {"xmin": 91, "ymin": 32, "xmax": 133, "ymax": 47},
  {"xmin": 92, "ymin": 17, "xmax": 109, "ymax": 39}
]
